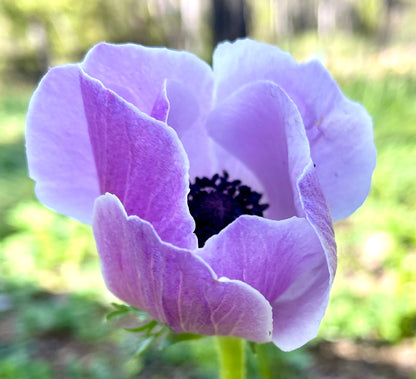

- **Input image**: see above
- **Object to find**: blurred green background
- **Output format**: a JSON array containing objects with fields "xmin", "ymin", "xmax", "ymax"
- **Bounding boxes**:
[{"xmin": 0, "ymin": 0, "xmax": 415, "ymax": 378}]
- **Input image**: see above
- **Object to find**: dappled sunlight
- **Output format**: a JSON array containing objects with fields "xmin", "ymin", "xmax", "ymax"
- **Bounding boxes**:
[{"xmin": 1, "ymin": 201, "xmax": 107, "ymax": 294}]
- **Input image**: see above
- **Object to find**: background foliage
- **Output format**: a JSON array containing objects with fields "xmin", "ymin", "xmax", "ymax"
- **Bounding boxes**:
[{"xmin": 0, "ymin": 0, "xmax": 415, "ymax": 378}]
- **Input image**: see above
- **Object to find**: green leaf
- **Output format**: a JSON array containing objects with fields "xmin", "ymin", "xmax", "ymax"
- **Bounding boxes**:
[
  {"xmin": 134, "ymin": 336, "xmax": 156, "ymax": 357},
  {"xmin": 105, "ymin": 303, "xmax": 131, "ymax": 321},
  {"xmin": 124, "ymin": 320, "xmax": 158, "ymax": 334}
]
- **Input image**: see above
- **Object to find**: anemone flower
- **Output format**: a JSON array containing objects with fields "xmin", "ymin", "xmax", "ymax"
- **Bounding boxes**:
[{"xmin": 26, "ymin": 39, "xmax": 376, "ymax": 352}]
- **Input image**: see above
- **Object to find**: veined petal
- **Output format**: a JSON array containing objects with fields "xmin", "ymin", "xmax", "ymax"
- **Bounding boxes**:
[
  {"xmin": 213, "ymin": 39, "xmax": 376, "ymax": 220},
  {"xmin": 80, "ymin": 71, "xmax": 197, "ymax": 250},
  {"xmin": 93, "ymin": 194, "xmax": 273, "ymax": 343},
  {"xmin": 82, "ymin": 42, "xmax": 213, "ymax": 117},
  {"xmin": 198, "ymin": 215, "xmax": 332, "ymax": 351},
  {"xmin": 270, "ymin": 162, "xmax": 337, "ymax": 351},
  {"xmin": 82, "ymin": 43, "xmax": 217, "ymax": 178},
  {"xmin": 297, "ymin": 162, "xmax": 337, "ymax": 283},
  {"xmin": 206, "ymin": 81, "xmax": 310, "ymax": 221},
  {"xmin": 25, "ymin": 64, "xmax": 99, "ymax": 224}
]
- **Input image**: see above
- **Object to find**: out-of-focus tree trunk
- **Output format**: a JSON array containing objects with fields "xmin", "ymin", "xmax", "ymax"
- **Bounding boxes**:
[
  {"xmin": 379, "ymin": 0, "xmax": 395, "ymax": 45},
  {"xmin": 317, "ymin": 0, "xmax": 336, "ymax": 38},
  {"xmin": 28, "ymin": 20, "xmax": 50, "ymax": 77},
  {"xmin": 276, "ymin": 0, "xmax": 291, "ymax": 37},
  {"xmin": 211, "ymin": 0, "xmax": 250, "ymax": 45}
]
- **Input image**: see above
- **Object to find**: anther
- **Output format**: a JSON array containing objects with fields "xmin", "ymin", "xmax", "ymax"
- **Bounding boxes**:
[{"xmin": 187, "ymin": 171, "xmax": 269, "ymax": 247}]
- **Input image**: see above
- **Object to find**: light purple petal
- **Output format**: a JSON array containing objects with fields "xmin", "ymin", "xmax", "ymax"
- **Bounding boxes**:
[
  {"xmin": 25, "ymin": 64, "xmax": 99, "ymax": 224},
  {"xmin": 271, "ymin": 255, "xmax": 330, "ymax": 351},
  {"xmin": 268, "ymin": 162, "xmax": 337, "ymax": 351},
  {"xmin": 203, "ymin": 76, "xmax": 337, "ymax": 349},
  {"xmin": 82, "ymin": 42, "xmax": 213, "ymax": 117},
  {"xmin": 150, "ymin": 81, "xmax": 169, "ymax": 122},
  {"xmin": 82, "ymin": 43, "xmax": 217, "ymax": 178},
  {"xmin": 80, "ymin": 71, "xmax": 197, "ymax": 250},
  {"xmin": 164, "ymin": 79, "xmax": 216, "ymax": 178},
  {"xmin": 286, "ymin": 61, "xmax": 376, "ymax": 221},
  {"xmin": 206, "ymin": 81, "xmax": 310, "ymax": 221},
  {"xmin": 297, "ymin": 162, "xmax": 337, "ymax": 282},
  {"xmin": 198, "ymin": 215, "xmax": 332, "ymax": 350},
  {"xmin": 213, "ymin": 39, "xmax": 376, "ymax": 220},
  {"xmin": 164, "ymin": 80, "xmax": 262, "ymax": 189},
  {"xmin": 93, "ymin": 194, "xmax": 273, "ymax": 343},
  {"xmin": 213, "ymin": 39, "xmax": 297, "ymax": 102}
]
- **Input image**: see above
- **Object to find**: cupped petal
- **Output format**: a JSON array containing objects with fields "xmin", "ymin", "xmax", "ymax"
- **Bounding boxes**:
[
  {"xmin": 213, "ymin": 39, "xmax": 297, "ymax": 102},
  {"xmin": 25, "ymin": 64, "xmax": 99, "ymax": 224},
  {"xmin": 294, "ymin": 61, "xmax": 376, "ymax": 220},
  {"xmin": 80, "ymin": 71, "xmax": 197, "ymax": 250},
  {"xmin": 164, "ymin": 79, "xmax": 217, "ymax": 177},
  {"xmin": 206, "ymin": 81, "xmax": 310, "ymax": 221},
  {"xmin": 213, "ymin": 39, "xmax": 376, "ymax": 220},
  {"xmin": 265, "ymin": 162, "xmax": 337, "ymax": 351},
  {"xmin": 82, "ymin": 43, "xmax": 217, "ymax": 178},
  {"xmin": 165, "ymin": 79, "xmax": 263, "ymax": 188},
  {"xmin": 82, "ymin": 42, "xmax": 213, "ymax": 117},
  {"xmin": 197, "ymin": 215, "xmax": 332, "ymax": 350},
  {"xmin": 93, "ymin": 193, "xmax": 273, "ymax": 343}
]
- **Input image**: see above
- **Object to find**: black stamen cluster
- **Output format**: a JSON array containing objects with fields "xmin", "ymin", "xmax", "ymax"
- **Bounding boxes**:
[{"xmin": 188, "ymin": 171, "xmax": 269, "ymax": 247}]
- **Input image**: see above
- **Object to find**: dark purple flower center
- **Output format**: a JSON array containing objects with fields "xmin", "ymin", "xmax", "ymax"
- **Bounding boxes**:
[{"xmin": 187, "ymin": 171, "xmax": 269, "ymax": 247}]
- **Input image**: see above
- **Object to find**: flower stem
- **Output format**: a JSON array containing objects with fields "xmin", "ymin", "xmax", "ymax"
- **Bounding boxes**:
[
  {"xmin": 216, "ymin": 336, "xmax": 246, "ymax": 379},
  {"xmin": 256, "ymin": 343, "xmax": 272, "ymax": 379}
]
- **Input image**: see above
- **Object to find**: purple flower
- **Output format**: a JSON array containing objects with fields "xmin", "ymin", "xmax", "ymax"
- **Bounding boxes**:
[{"xmin": 26, "ymin": 39, "xmax": 376, "ymax": 350}]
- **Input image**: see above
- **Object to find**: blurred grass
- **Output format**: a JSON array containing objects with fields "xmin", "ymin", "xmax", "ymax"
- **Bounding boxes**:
[
  {"xmin": 0, "ymin": 87, "xmax": 34, "ymax": 238},
  {"xmin": 0, "ymin": 35, "xmax": 415, "ymax": 377},
  {"xmin": 320, "ymin": 73, "xmax": 416, "ymax": 344}
]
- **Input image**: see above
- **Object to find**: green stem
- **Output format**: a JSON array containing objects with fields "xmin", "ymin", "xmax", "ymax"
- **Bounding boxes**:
[
  {"xmin": 256, "ymin": 343, "xmax": 272, "ymax": 379},
  {"xmin": 216, "ymin": 336, "xmax": 246, "ymax": 379}
]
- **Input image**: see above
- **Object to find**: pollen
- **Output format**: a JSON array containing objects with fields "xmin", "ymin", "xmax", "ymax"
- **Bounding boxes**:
[{"xmin": 188, "ymin": 171, "xmax": 269, "ymax": 247}]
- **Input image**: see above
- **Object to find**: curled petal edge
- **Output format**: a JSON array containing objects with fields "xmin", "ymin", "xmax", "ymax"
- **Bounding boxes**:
[{"xmin": 93, "ymin": 193, "xmax": 273, "ymax": 343}]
